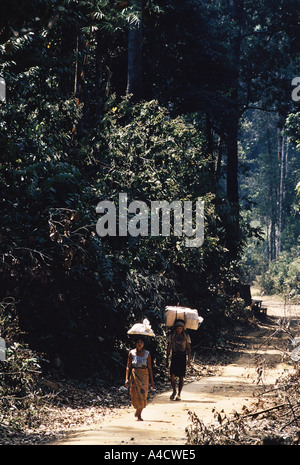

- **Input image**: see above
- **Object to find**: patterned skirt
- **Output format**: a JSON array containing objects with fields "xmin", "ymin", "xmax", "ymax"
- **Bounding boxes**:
[{"xmin": 129, "ymin": 368, "xmax": 149, "ymax": 409}]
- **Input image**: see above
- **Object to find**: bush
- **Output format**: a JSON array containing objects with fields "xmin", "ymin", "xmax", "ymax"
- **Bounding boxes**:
[
  {"xmin": 0, "ymin": 298, "xmax": 42, "ymax": 429},
  {"xmin": 256, "ymin": 249, "xmax": 300, "ymax": 297},
  {"xmin": 0, "ymin": 99, "xmax": 247, "ymax": 379}
]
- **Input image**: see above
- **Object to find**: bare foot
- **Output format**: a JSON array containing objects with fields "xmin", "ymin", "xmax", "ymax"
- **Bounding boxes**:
[{"xmin": 135, "ymin": 409, "xmax": 143, "ymax": 420}]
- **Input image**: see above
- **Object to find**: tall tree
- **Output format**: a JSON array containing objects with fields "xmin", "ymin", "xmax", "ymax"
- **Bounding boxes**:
[
  {"xmin": 240, "ymin": 109, "xmax": 299, "ymax": 263},
  {"xmin": 126, "ymin": 1, "xmax": 143, "ymax": 102},
  {"xmin": 145, "ymin": 0, "xmax": 299, "ymax": 257}
]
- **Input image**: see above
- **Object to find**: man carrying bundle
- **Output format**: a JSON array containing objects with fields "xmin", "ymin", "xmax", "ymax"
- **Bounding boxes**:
[{"xmin": 166, "ymin": 320, "xmax": 191, "ymax": 401}]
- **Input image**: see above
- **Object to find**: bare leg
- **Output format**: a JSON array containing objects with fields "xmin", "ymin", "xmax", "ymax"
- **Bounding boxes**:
[
  {"xmin": 170, "ymin": 374, "xmax": 177, "ymax": 399},
  {"xmin": 136, "ymin": 408, "xmax": 143, "ymax": 420},
  {"xmin": 176, "ymin": 377, "xmax": 184, "ymax": 400}
]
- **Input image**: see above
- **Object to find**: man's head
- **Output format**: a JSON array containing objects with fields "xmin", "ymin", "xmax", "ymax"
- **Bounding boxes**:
[{"xmin": 174, "ymin": 320, "xmax": 185, "ymax": 334}]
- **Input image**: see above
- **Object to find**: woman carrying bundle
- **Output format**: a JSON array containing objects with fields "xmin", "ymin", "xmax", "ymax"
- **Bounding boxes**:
[{"xmin": 125, "ymin": 336, "xmax": 154, "ymax": 420}]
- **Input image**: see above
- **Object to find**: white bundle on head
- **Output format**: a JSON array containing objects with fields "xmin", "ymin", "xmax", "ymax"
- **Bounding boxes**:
[{"xmin": 127, "ymin": 318, "xmax": 155, "ymax": 337}]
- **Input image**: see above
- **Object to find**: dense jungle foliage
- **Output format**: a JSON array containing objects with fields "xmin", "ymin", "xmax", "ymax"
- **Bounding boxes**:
[{"xmin": 0, "ymin": 0, "xmax": 299, "ymax": 383}]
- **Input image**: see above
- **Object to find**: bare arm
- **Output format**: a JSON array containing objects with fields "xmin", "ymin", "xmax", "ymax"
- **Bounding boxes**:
[
  {"xmin": 147, "ymin": 353, "xmax": 154, "ymax": 389},
  {"xmin": 166, "ymin": 339, "xmax": 171, "ymax": 367},
  {"xmin": 187, "ymin": 342, "xmax": 191, "ymax": 367},
  {"xmin": 125, "ymin": 352, "xmax": 132, "ymax": 388}
]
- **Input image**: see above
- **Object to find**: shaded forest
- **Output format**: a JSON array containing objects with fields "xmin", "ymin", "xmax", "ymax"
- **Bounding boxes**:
[{"xmin": 0, "ymin": 0, "xmax": 299, "ymax": 382}]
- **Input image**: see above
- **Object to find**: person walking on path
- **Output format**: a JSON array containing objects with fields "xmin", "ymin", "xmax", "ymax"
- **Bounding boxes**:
[
  {"xmin": 125, "ymin": 336, "xmax": 154, "ymax": 420},
  {"xmin": 166, "ymin": 320, "xmax": 191, "ymax": 401}
]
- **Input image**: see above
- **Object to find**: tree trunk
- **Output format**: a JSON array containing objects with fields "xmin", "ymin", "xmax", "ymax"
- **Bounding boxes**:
[
  {"xmin": 224, "ymin": 0, "xmax": 243, "ymax": 258},
  {"xmin": 74, "ymin": 32, "xmax": 79, "ymax": 95},
  {"xmin": 269, "ymin": 218, "xmax": 276, "ymax": 261},
  {"xmin": 95, "ymin": 30, "xmax": 103, "ymax": 124},
  {"xmin": 226, "ymin": 118, "xmax": 239, "ymax": 205},
  {"xmin": 215, "ymin": 135, "xmax": 223, "ymax": 178},
  {"xmin": 277, "ymin": 135, "xmax": 289, "ymax": 257},
  {"xmin": 206, "ymin": 113, "xmax": 215, "ymax": 173},
  {"xmin": 126, "ymin": 3, "xmax": 143, "ymax": 102},
  {"xmin": 225, "ymin": 117, "xmax": 240, "ymax": 257}
]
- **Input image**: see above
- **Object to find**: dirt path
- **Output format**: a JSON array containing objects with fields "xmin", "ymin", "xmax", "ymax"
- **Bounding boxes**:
[{"xmin": 52, "ymin": 296, "xmax": 300, "ymax": 445}]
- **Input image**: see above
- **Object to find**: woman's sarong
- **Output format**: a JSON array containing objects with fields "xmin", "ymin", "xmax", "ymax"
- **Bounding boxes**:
[{"xmin": 129, "ymin": 368, "xmax": 149, "ymax": 409}]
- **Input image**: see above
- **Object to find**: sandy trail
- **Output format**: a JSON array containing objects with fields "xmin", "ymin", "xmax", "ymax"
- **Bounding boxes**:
[{"xmin": 53, "ymin": 296, "xmax": 300, "ymax": 445}]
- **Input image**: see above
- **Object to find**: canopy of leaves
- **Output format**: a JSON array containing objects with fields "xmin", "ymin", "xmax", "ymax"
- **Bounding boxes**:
[{"xmin": 0, "ymin": 0, "xmax": 299, "ymax": 380}]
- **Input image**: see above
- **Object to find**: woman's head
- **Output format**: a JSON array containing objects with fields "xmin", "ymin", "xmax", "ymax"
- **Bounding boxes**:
[{"xmin": 134, "ymin": 336, "xmax": 145, "ymax": 348}]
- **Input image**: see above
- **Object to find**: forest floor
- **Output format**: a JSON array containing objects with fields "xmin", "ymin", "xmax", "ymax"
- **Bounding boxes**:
[{"xmin": 1, "ymin": 294, "xmax": 300, "ymax": 446}]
